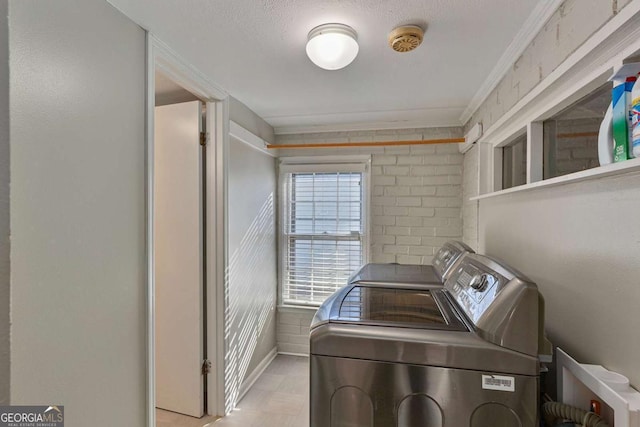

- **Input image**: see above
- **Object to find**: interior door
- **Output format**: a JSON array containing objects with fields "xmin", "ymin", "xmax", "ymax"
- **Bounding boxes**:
[{"xmin": 155, "ymin": 100, "xmax": 204, "ymax": 417}]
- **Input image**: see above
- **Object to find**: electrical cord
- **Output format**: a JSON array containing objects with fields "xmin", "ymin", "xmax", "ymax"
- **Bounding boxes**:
[{"xmin": 542, "ymin": 402, "xmax": 608, "ymax": 427}]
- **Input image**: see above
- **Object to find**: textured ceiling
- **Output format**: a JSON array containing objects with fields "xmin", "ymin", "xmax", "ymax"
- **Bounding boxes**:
[{"xmin": 109, "ymin": 0, "xmax": 541, "ymax": 132}]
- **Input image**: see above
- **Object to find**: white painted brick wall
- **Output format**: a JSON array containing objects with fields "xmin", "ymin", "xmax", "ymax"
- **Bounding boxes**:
[
  {"xmin": 275, "ymin": 126, "xmax": 464, "ymax": 354},
  {"xmin": 276, "ymin": 307, "xmax": 315, "ymax": 355},
  {"xmin": 276, "ymin": 127, "xmax": 464, "ymax": 266},
  {"xmin": 547, "ymin": 118, "xmax": 600, "ymax": 177},
  {"xmin": 371, "ymin": 142, "xmax": 464, "ymax": 264}
]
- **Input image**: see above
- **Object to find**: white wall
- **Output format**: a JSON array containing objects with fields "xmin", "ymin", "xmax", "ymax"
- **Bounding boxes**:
[
  {"xmin": 370, "ymin": 142, "xmax": 463, "ymax": 264},
  {"xmin": 461, "ymin": 144, "xmax": 479, "ymax": 250},
  {"xmin": 225, "ymin": 134, "xmax": 277, "ymax": 411},
  {"xmin": 478, "ymin": 175, "xmax": 640, "ymax": 388},
  {"xmin": 462, "ymin": 0, "xmax": 640, "ymax": 389},
  {"xmin": 277, "ymin": 307, "xmax": 315, "ymax": 355},
  {"xmin": 0, "ymin": 0, "xmax": 9, "ymax": 406},
  {"xmin": 9, "ymin": 1, "xmax": 147, "ymax": 425}
]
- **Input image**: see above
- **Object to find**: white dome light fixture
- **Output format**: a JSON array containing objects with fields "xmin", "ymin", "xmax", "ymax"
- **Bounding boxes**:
[{"xmin": 306, "ymin": 23, "xmax": 359, "ymax": 71}]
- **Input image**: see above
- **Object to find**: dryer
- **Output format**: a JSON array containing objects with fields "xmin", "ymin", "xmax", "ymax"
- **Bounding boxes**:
[{"xmin": 350, "ymin": 240, "xmax": 473, "ymax": 287}]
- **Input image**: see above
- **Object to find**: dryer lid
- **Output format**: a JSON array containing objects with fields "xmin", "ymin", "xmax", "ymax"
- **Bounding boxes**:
[{"xmin": 349, "ymin": 263, "xmax": 441, "ymax": 286}]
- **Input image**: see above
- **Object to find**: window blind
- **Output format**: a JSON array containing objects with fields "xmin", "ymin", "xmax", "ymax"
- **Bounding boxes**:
[{"xmin": 282, "ymin": 170, "xmax": 365, "ymax": 306}]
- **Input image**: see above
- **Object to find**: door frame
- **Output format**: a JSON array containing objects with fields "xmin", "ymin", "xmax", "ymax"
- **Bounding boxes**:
[{"xmin": 146, "ymin": 33, "xmax": 229, "ymax": 426}]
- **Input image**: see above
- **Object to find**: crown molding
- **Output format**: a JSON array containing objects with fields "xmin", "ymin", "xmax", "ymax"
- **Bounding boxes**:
[
  {"xmin": 459, "ymin": 0, "xmax": 564, "ymax": 125},
  {"xmin": 269, "ymin": 107, "xmax": 464, "ymax": 135}
]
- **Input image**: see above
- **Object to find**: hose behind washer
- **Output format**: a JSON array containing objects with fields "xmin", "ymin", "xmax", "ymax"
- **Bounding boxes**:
[{"xmin": 542, "ymin": 402, "xmax": 608, "ymax": 427}]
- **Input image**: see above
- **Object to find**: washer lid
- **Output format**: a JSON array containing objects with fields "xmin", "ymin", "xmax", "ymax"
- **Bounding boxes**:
[{"xmin": 334, "ymin": 286, "xmax": 467, "ymax": 331}]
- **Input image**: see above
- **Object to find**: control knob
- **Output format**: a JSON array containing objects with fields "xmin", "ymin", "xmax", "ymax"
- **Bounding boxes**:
[{"xmin": 469, "ymin": 274, "xmax": 489, "ymax": 291}]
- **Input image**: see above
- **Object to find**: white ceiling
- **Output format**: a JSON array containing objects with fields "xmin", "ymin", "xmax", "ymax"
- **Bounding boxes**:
[{"xmin": 109, "ymin": 0, "xmax": 547, "ymax": 133}]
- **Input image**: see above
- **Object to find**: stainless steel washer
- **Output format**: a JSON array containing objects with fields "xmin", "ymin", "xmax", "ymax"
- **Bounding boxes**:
[
  {"xmin": 349, "ymin": 240, "xmax": 473, "ymax": 287},
  {"xmin": 310, "ymin": 253, "xmax": 551, "ymax": 427}
]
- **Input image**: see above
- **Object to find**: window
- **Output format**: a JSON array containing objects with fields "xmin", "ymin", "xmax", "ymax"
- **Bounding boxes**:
[
  {"xmin": 280, "ymin": 159, "xmax": 369, "ymax": 306},
  {"xmin": 502, "ymin": 134, "xmax": 527, "ymax": 190},
  {"xmin": 543, "ymin": 82, "xmax": 611, "ymax": 179}
]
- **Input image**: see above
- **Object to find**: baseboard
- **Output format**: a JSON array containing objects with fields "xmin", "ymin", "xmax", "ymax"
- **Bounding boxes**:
[
  {"xmin": 237, "ymin": 347, "xmax": 278, "ymax": 402},
  {"xmin": 277, "ymin": 351, "xmax": 310, "ymax": 358}
]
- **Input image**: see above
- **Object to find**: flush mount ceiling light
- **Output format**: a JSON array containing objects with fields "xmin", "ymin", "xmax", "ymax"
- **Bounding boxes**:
[{"xmin": 306, "ymin": 23, "xmax": 359, "ymax": 71}]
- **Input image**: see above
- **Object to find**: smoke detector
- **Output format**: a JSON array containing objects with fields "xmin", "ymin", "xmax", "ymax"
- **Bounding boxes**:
[{"xmin": 388, "ymin": 25, "xmax": 424, "ymax": 53}]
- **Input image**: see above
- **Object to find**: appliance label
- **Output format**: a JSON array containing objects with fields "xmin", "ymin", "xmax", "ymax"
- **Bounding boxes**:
[{"xmin": 482, "ymin": 375, "xmax": 515, "ymax": 392}]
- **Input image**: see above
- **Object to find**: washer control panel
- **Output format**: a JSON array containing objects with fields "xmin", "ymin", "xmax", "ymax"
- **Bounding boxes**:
[
  {"xmin": 443, "ymin": 253, "xmax": 544, "ymax": 357},
  {"xmin": 447, "ymin": 259, "xmax": 504, "ymax": 324},
  {"xmin": 433, "ymin": 242, "xmax": 468, "ymax": 278}
]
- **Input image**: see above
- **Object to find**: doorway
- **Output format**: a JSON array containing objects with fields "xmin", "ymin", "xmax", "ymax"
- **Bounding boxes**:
[
  {"xmin": 147, "ymin": 35, "xmax": 227, "ymax": 427},
  {"xmin": 154, "ymin": 74, "xmax": 210, "ymax": 425}
]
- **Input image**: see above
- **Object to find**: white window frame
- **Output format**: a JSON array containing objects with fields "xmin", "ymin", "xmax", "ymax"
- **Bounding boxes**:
[
  {"xmin": 278, "ymin": 155, "xmax": 371, "ymax": 307},
  {"xmin": 497, "ymin": 129, "xmax": 528, "ymax": 191}
]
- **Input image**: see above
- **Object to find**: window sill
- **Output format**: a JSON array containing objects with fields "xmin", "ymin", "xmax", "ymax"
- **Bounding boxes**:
[
  {"xmin": 471, "ymin": 157, "xmax": 640, "ymax": 201},
  {"xmin": 277, "ymin": 304, "xmax": 320, "ymax": 313}
]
